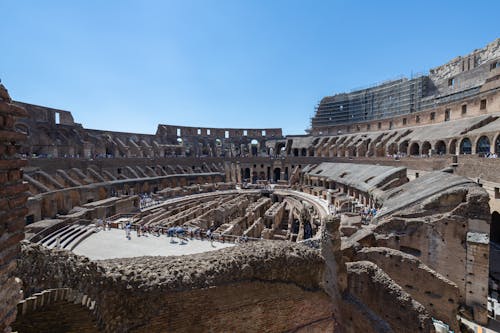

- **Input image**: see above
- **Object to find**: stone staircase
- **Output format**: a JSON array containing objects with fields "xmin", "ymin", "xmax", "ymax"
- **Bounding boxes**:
[{"xmin": 38, "ymin": 224, "xmax": 97, "ymax": 250}]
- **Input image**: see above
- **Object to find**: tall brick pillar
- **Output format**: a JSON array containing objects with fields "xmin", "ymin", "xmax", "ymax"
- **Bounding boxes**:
[{"xmin": 0, "ymin": 84, "xmax": 28, "ymax": 332}]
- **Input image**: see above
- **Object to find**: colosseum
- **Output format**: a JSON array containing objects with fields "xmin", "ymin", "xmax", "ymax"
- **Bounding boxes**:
[{"xmin": 1, "ymin": 39, "xmax": 500, "ymax": 332}]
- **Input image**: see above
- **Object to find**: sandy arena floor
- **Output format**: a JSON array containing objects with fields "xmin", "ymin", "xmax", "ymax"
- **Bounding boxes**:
[{"xmin": 72, "ymin": 228, "xmax": 234, "ymax": 260}]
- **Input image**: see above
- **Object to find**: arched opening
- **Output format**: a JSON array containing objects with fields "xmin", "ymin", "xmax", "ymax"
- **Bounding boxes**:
[
  {"xmin": 460, "ymin": 138, "xmax": 472, "ymax": 154},
  {"xmin": 495, "ymin": 135, "xmax": 500, "ymax": 154},
  {"xmin": 293, "ymin": 148, "xmax": 299, "ymax": 157},
  {"xmin": 251, "ymin": 139, "xmax": 259, "ymax": 156},
  {"xmin": 243, "ymin": 168, "xmax": 251, "ymax": 181},
  {"xmin": 273, "ymin": 168, "xmax": 281, "ymax": 182},
  {"xmin": 252, "ymin": 171, "xmax": 258, "ymax": 184},
  {"xmin": 409, "ymin": 142, "xmax": 420, "ymax": 156},
  {"xmin": 301, "ymin": 148, "xmax": 307, "ymax": 157},
  {"xmin": 492, "ymin": 211, "xmax": 500, "ymax": 244},
  {"xmin": 399, "ymin": 140, "xmax": 409, "ymax": 155},
  {"xmin": 449, "ymin": 139, "xmax": 457, "ymax": 155},
  {"xmin": 387, "ymin": 143, "xmax": 397, "ymax": 155},
  {"xmin": 422, "ymin": 141, "xmax": 431, "ymax": 156},
  {"xmin": 476, "ymin": 136, "xmax": 490, "ymax": 155},
  {"xmin": 435, "ymin": 140, "xmax": 446, "ymax": 155}
]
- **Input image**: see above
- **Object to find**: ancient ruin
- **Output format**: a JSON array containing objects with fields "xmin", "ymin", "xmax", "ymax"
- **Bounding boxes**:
[{"xmin": 1, "ymin": 39, "xmax": 500, "ymax": 332}]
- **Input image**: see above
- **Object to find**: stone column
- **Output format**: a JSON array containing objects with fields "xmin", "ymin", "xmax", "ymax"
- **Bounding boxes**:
[
  {"xmin": 0, "ymin": 84, "xmax": 29, "ymax": 333},
  {"xmin": 466, "ymin": 232, "xmax": 490, "ymax": 324},
  {"xmin": 320, "ymin": 215, "xmax": 347, "ymax": 330}
]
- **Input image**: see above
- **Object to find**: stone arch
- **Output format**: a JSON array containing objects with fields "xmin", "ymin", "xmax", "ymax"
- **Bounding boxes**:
[
  {"xmin": 476, "ymin": 136, "xmax": 491, "ymax": 155},
  {"xmin": 448, "ymin": 139, "xmax": 457, "ymax": 155},
  {"xmin": 250, "ymin": 139, "xmax": 259, "ymax": 156},
  {"xmin": 409, "ymin": 142, "xmax": 420, "ymax": 156},
  {"xmin": 435, "ymin": 140, "xmax": 446, "ymax": 155},
  {"xmin": 459, "ymin": 137, "xmax": 472, "ymax": 154},
  {"xmin": 421, "ymin": 141, "xmax": 431, "ymax": 156},
  {"xmin": 273, "ymin": 168, "xmax": 281, "ymax": 182},
  {"xmin": 387, "ymin": 143, "xmax": 397, "ymax": 155},
  {"xmin": 495, "ymin": 134, "xmax": 500, "ymax": 154},
  {"xmin": 243, "ymin": 168, "xmax": 251, "ymax": 180},
  {"xmin": 399, "ymin": 140, "xmax": 409, "ymax": 155}
]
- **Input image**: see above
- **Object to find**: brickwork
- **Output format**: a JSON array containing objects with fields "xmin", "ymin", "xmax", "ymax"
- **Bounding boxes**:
[{"xmin": 0, "ymin": 84, "xmax": 28, "ymax": 332}]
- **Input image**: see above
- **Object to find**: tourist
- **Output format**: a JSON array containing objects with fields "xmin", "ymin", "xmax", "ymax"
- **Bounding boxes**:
[{"xmin": 125, "ymin": 222, "xmax": 132, "ymax": 240}]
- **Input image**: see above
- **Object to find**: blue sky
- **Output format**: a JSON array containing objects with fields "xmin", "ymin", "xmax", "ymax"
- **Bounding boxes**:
[{"xmin": 1, "ymin": 1, "xmax": 499, "ymax": 135}]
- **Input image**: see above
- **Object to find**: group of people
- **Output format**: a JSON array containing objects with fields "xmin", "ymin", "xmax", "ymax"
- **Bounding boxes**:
[
  {"xmin": 120, "ymin": 222, "xmax": 221, "ymax": 245},
  {"xmin": 139, "ymin": 193, "xmax": 161, "ymax": 210},
  {"xmin": 360, "ymin": 207, "xmax": 378, "ymax": 224}
]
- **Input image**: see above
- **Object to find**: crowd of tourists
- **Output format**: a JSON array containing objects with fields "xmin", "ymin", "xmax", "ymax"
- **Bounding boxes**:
[{"xmin": 139, "ymin": 193, "xmax": 161, "ymax": 209}]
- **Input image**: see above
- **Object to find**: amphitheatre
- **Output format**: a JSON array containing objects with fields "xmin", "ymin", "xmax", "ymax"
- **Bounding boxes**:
[{"xmin": 1, "ymin": 38, "xmax": 500, "ymax": 332}]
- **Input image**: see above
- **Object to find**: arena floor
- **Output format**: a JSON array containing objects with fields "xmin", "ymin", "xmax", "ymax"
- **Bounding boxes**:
[{"xmin": 72, "ymin": 229, "xmax": 234, "ymax": 260}]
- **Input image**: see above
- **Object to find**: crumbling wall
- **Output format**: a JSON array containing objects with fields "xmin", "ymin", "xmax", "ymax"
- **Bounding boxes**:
[
  {"xmin": 344, "ymin": 261, "xmax": 434, "ymax": 333},
  {"xmin": 0, "ymin": 84, "xmax": 28, "ymax": 332},
  {"xmin": 16, "ymin": 241, "xmax": 335, "ymax": 332},
  {"xmin": 354, "ymin": 247, "xmax": 460, "ymax": 331}
]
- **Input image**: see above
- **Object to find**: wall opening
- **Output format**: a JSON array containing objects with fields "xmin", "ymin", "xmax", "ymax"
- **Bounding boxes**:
[
  {"xmin": 273, "ymin": 168, "xmax": 281, "ymax": 182},
  {"xmin": 476, "ymin": 136, "xmax": 490, "ymax": 155},
  {"xmin": 55, "ymin": 112, "xmax": 60, "ymax": 124},
  {"xmin": 460, "ymin": 138, "xmax": 472, "ymax": 154},
  {"xmin": 480, "ymin": 99, "xmax": 487, "ymax": 110},
  {"xmin": 444, "ymin": 109, "xmax": 451, "ymax": 122},
  {"xmin": 435, "ymin": 140, "xmax": 446, "ymax": 155},
  {"xmin": 491, "ymin": 211, "xmax": 500, "ymax": 244},
  {"xmin": 25, "ymin": 214, "xmax": 35, "ymax": 225}
]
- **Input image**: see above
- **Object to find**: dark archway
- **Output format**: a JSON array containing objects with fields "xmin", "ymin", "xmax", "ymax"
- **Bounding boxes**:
[
  {"xmin": 301, "ymin": 148, "xmax": 307, "ymax": 157},
  {"xmin": 492, "ymin": 211, "xmax": 500, "ymax": 244},
  {"xmin": 251, "ymin": 139, "xmax": 259, "ymax": 156},
  {"xmin": 399, "ymin": 140, "xmax": 409, "ymax": 155},
  {"xmin": 273, "ymin": 168, "xmax": 281, "ymax": 182},
  {"xmin": 409, "ymin": 142, "xmax": 420, "ymax": 156},
  {"xmin": 460, "ymin": 138, "xmax": 472, "ymax": 154},
  {"xmin": 422, "ymin": 141, "xmax": 431, "ymax": 156},
  {"xmin": 476, "ymin": 136, "xmax": 490, "ymax": 155},
  {"xmin": 449, "ymin": 139, "xmax": 457, "ymax": 155},
  {"xmin": 435, "ymin": 140, "xmax": 446, "ymax": 155},
  {"xmin": 243, "ymin": 168, "xmax": 251, "ymax": 181},
  {"xmin": 495, "ymin": 135, "xmax": 500, "ymax": 154}
]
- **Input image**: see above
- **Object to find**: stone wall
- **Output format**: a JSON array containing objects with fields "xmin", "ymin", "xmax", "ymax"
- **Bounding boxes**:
[
  {"xmin": 354, "ymin": 247, "xmax": 460, "ymax": 331},
  {"xmin": 16, "ymin": 241, "xmax": 336, "ymax": 332},
  {"xmin": 0, "ymin": 84, "xmax": 28, "ymax": 332},
  {"xmin": 344, "ymin": 261, "xmax": 434, "ymax": 333}
]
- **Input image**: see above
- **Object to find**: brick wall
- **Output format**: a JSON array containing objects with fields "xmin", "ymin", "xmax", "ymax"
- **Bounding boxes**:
[{"xmin": 0, "ymin": 84, "xmax": 28, "ymax": 332}]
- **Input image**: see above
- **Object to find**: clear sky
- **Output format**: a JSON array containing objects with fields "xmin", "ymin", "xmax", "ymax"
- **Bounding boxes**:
[{"xmin": 1, "ymin": 1, "xmax": 499, "ymax": 135}]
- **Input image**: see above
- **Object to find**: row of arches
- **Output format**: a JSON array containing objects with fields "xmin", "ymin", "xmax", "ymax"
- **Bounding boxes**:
[
  {"xmin": 314, "ymin": 134, "xmax": 500, "ymax": 158},
  {"xmin": 406, "ymin": 136, "xmax": 499, "ymax": 156}
]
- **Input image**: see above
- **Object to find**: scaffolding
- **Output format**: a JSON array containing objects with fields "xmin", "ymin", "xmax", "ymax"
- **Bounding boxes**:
[{"xmin": 312, "ymin": 76, "xmax": 428, "ymax": 128}]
